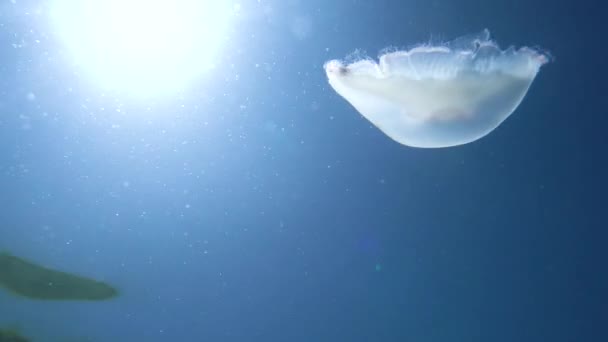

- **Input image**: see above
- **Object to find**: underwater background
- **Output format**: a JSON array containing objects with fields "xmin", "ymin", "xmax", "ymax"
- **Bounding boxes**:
[{"xmin": 0, "ymin": 0, "xmax": 606, "ymax": 341}]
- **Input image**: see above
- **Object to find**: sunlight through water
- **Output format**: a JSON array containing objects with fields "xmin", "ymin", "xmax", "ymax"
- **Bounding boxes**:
[{"xmin": 50, "ymin": 0, "xmax": 233, "ymax": 97}]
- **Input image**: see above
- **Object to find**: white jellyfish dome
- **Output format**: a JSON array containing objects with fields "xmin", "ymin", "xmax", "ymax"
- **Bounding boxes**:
[{"xmin": 324, "ymin": 30, "xmax": 549, "ymax": 148}]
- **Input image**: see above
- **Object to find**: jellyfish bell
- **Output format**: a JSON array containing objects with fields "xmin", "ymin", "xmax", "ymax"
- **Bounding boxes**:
[{"xmin": 324, "ymin": 29, "xmax": 549, "ymax": 148}]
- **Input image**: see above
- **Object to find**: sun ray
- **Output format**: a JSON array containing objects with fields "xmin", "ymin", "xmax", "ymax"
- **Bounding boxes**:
[{"xmin": 50, "ymin": 0, "xmax": 233, "ymax": 97}]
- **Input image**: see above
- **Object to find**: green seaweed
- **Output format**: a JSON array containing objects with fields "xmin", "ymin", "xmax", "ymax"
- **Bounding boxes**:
[
  {"xmin": 0, "ymin": 252, "xmax": 118, "ymax": 301},
  {"xmin": 0, "ymin": 328, "xmax": 29, "ymax": 342}
]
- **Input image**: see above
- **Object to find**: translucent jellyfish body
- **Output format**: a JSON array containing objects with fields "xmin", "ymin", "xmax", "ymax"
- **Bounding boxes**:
[{"xmin": 324, "ymin": 30, "xmax": 549, "ymax": 148}]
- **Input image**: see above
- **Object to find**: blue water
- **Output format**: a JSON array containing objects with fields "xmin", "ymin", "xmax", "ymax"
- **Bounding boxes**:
[{"xmin": 1, "ymin": 0, "xmax": 606, "ymax": 341}]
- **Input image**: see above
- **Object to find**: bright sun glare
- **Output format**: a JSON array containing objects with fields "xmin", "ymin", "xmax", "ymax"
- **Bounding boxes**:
[{"xmin": 50, "ymin": 0, "xmax": 232, "ymax": 96}]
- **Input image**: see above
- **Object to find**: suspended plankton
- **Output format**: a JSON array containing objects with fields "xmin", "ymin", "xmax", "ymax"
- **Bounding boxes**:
[{"xmin": 324, "ymin": 29, "xmax": 549, "ymax": 148}]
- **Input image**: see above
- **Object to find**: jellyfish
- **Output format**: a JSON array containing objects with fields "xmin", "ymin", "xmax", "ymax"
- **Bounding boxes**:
[{"xmin": 324, "ymin": 29, "xmax": 549, "ymax": 148}]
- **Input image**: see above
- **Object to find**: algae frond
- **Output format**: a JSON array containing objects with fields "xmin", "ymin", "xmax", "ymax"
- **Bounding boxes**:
[
  {"xmin": 0, "ymin": 252, "xmax": 118, "ymax": 301},
  {"xmin": 0, "ymin": 328, "xmax": 29, "ymax": 342}
]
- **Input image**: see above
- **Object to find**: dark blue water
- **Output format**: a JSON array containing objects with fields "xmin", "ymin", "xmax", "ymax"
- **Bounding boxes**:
[{"xmin": 1, "ymin": 0, "xmax": 606, "ymax": 341}]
